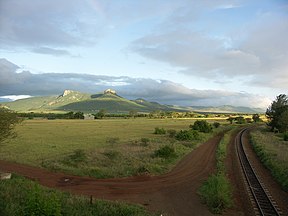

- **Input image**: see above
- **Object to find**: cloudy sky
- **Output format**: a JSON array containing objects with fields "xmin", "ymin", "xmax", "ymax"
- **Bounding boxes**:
[{"xmin": 0, "ymin": 0, "xmax": 287, "ymax": 108}]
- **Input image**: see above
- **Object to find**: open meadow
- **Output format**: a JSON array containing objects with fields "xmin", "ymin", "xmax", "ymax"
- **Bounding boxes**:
[{"xmin": 0, "ymin": 118, "xmax": 228, "ymax": 178}]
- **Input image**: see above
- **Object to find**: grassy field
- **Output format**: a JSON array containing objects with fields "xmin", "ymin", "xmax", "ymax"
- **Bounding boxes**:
[
  {"xmin": 250, "ymin": 126, "xmax": 288, "ymax": 191},
  {"xmin": 0, "ymin": 118, "xmax": 227, "ymax": 178}
]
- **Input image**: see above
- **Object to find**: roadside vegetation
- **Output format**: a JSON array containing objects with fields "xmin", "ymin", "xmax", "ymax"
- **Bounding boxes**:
[
  {"xmin": 250, "ymin": 127, "xmax": 288, "ymax": 191},
  {"xmin": 248, "ymin": 94, "xmax": 288, "ymax": 191},
  {"xmin": 199, "ymin": 130, "xmax": 233, "ymax": 214},
  {"xmin": 0, "ymin": 175, "xmax": 157, "ymax": 216}
]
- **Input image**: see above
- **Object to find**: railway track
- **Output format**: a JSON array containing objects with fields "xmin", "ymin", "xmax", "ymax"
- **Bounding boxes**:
[{"xmin": 236, "ymin": 128, "xmax": 282, "ymax": 216}]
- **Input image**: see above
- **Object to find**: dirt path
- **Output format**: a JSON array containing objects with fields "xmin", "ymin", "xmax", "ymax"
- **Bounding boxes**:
[{"xmin": 0, "ymin": 134, "xmax": 224, "ymax": 216}]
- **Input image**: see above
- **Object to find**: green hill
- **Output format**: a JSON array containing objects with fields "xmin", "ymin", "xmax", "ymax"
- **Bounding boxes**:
[
  {"xmin": 1, "ymin": 89, "xmax": 264, "ymax": 114},
  {"xmin": 1, "ymin": 89, "xmax": 178, "ymax": 113}
]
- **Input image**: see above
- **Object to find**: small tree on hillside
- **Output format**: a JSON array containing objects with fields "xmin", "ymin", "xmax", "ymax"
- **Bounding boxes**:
[{"xmin": 0, "ymin": 108, "xmax": 22, "ymax": 144}]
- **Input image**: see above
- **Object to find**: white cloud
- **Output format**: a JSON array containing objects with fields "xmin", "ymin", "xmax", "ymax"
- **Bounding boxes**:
[
  {"xmin": 0, "ymin": 59, "xmax": 271, "ymax": 108},
  {"xmin": 0, "ymin": 95, "xmax": 32, "ymax": 101}
]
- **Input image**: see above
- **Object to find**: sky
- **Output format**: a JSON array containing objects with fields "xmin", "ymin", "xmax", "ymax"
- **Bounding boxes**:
[{"xmin": 0, "ymin": 0, "xmax": 287, "ymax": 108}]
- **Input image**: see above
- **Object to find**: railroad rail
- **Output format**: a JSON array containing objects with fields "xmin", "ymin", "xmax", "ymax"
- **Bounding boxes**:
[{"xmin": 236, "ymin": 128, "xmax": 281, "ymax": 216}]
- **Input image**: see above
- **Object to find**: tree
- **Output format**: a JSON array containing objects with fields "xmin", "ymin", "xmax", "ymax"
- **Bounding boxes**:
[
  {"xmin": 0, "ymin": 108, "xmax": 22, "ymax": 144},
  {"xmin": 129, "ymin": 110, "xmax": 137, "ymax": 118},
  {"xmin": 266, "ymin": 94, "xmax": 288, "ymax": 132},
  {"xmin": 252, "ymin": 114, "xmax": 260, "ymax": 123},
  {"xmin": 95, "ymin": 109, "xmax": 106, "ymax": 119},
  {"xmin": 74, "ymin": 112, "xmax": 84, "ymax": 119},
  {"xmin": 235, "ymin": 116, "xmax": 245, "ymax": 124},
  {"xmin": 190, "ymin": 120, "xmax": 212, "ymax": 133},
  {"xmin": 226, "ymin": 117, "xmax": 234, "ymax": 124},
  {"xmin": 278, "ymin": 110, "xmax": 288, "ymax": 133}
]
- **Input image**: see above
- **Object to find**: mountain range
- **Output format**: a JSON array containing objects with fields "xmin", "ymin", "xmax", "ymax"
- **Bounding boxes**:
[{"xmin": 1, "ymin": 89, "xmax": 264, "ymax": 114}]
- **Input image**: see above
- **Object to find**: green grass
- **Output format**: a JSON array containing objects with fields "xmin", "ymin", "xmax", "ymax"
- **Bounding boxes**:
[
  {"xmin": 198, "ymin": 129, "xmax": 233, "ymax": 214},
  {"xmin": 0, "ymin": 175, "xmax": 157, "ymax": 216},
  {"xmin": 250, "ymin": 127, "xmax": 288, "ymax": 191},
  {"xmin": 0, "ymin": 118, "xmax": 228, "ymax": 178}
]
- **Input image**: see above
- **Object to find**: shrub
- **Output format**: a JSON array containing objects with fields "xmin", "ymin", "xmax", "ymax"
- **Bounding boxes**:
[
  {"xmin": 68, "ymin": 149, "xmax": 87, "ymax": 163},
  {"xmin": 154, "ymin": 145, "xmax": 176, "ymax": 159},
  {"xmin": 167, "ymin": 129, "xmax": 177, "ymax": 138},
  {"xmin": 175, "ymin": 130, "xmax": 200, "ymax": 141},
  {"xmin": 190, "ymin": 120, "xmax": 212, "ymax": 133},
  {"xmin": 103, "ymin": 150, "xmax": 120, "ymax": 160},
  {"xmin": 25, "ymin": 184, "xmax": 62, "ymax": 216},
  {"xmin": 198, "ymin": 174, "xmax": 233, "ymax": 214},
  {"xmin": 283, "ymin": 132, "xmax": 288, "ymax": 141},
  {"xmin": 140, "ymin": 138, "xmax": 150, "ymax": 146},
  {"xmin": 154, "ymin": 127, "xmax": 166, "ymax": 135},
  {"xmin": 213, "ymin": 122, "xmax": 220, "ymax": 128}
]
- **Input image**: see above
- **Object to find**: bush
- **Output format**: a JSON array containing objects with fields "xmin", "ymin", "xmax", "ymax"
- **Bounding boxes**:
[
  {"xmin": 140, "ymin": 138, "xmax": 150, "ymax": 146},
  {"xmin": 154, "ymin": 145, "xmax": 176, "ymax": 159},
  {"xmin": 167, "ymin": 129, "xmax": 177, "ymax": 138},
  {"xmin": 198, "ymin": 174, "xmax": 233, "ymax": 214},
  {"xmin": 190, "ymin": 120, "xmax": 212, "ymax": 133},
  {"xmin": 175, "ymin": 130, "xmax": 200, "ymax": 141},
  {"xmin": 213, "ymin": 122, "xmax": 220, "ymax": 128},
  {"xmin": 283, "ymin": 132, "xmax": 288, "ymax": 141},
  {"xmin": 154, "ymin": 127, "xmax": 166, "ymax": 135},
  {"xmin": 25, "ymin": 184, "xmax": 62, "ymax": 216},
  {"xmin": 68, "ymin": 149, "xmax": 87, "ymax": 164}
]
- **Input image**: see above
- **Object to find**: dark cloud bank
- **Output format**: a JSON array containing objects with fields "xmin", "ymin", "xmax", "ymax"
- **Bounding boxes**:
[{"xmin": 0, "ymin": 58, "xmax": 270, "ymax": 108}]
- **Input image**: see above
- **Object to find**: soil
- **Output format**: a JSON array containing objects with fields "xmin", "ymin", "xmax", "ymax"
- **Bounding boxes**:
[{"xmin": 0, "ymin": 135, "xmax": 223, "ymax": 216}]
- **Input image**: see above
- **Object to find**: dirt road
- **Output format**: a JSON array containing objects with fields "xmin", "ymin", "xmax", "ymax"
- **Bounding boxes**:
[{"xmin": 0, "ymin": 134, "xmax": 224, "ymax": 216}]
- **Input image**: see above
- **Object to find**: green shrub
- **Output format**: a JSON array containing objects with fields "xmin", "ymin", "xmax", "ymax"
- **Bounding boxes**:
[
  {"xmin": 68, "ymin": 149, "xmax": 87, "ymax": 164},
  {"xmin": 190, "ymin": 120, "xmax": 212, "ymax": 133},
  {"xmin": 283, "ymin": 132, "xmax": 288, "ymax": 141},
  {"xmin": 140, "ymin": 138, "xmax": 150, "ymax": 146},
  {"xmin": 154, "ymin": 145, "xmax": 176, "ymax": 159},
  {"xmin": 175, "ymin": 130, "xmax": 200, "ymax": 141},
  {"xmin": 167, "ymin": 129, "xmax": 177, "ymax": 138},
  {"xmin": 154, "ymin": 127, "xmax": 166, "ymax": 135},
  {"xmin": 213, "ymin": 122, "xmax": 220, "ymax": 128},
  {"xmin": 198, "ymin": 174, "xmax": 233, "ymax": 214},
  {"xmin": 25, "ymin": 184, "xmax": 62, "ymax": 216},
  {"xmin": 103, "ymin": 150, "xmax": 120, "ymax": 160}
]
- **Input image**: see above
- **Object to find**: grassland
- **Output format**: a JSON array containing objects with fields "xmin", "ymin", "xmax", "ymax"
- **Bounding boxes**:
[
  {"xmin": 250, "ymin": 126, "xmax": 288, "ymax": 191},
  {"xmin": 0, "ymin": 118, "xmax": 227, "ymax": 178}
]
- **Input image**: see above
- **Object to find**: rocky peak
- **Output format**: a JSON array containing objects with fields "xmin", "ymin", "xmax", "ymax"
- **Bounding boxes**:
[
  {"xmin": 62, "ymin": 90, "xmax": 74, "ymax": 97},
  {"xmin": 104, "ymin": 89, "xmax": 116, "ymax": 95}
]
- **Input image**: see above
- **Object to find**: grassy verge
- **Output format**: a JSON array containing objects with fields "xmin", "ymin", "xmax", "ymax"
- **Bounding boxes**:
[
  {"xmin": 0, "ymin": 119, "xmax": 229, "ymax": 178},
  {"xmin": 0, "ymin": 175, "xmax": 158, "ymax": 216},
  {"xmin": 198, "ymin": 130, "xmax": 233, "ymax": 214},
  {"xmin": 250, "ymin": 127, "xmax": 288, "ymax": 191}
]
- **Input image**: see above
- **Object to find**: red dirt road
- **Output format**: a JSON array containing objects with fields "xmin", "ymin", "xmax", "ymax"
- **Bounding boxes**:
[{"xmin": 0, "ymin": 134, "xmax": 223, "ymax": 216}]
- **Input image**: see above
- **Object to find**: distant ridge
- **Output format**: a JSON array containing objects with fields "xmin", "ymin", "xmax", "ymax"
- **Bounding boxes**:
[{"xmin": 1, "ymin": 89, "xmax": 264, "ymax": 113}]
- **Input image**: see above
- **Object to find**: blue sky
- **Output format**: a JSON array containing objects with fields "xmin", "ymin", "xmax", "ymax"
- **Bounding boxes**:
[{"xmin": 0, "ymin": 0, "xmax": 287, "ymax": 108}]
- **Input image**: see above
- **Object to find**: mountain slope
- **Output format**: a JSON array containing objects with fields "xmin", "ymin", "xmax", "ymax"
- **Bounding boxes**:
[
  {"xmin": 1, "ymin": 90, "xmax": 265, "ymax": 113},
  {"xmin": 1, "ymin": 90, "xmax": 178, "ymax": 113}
]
